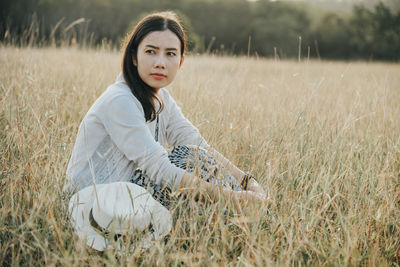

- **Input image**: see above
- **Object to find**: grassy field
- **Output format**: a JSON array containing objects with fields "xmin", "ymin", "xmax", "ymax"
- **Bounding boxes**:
[{"xmin": 0, "ymin": 46, "xmax": 399, "ymax": 266}]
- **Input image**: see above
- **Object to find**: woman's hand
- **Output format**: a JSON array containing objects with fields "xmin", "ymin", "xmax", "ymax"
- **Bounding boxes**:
[
  {"xmin": 233, "ymin": 190, "xmax": 266, "ymax": 203},
  {"xmin": 227, "ymin": 190, "xmax": 270, "ymax": 216},
  {"xmin": 247, "ymin": 179, "xmax": 267, "ymax": 197},
  {"xmin": 237, "ymin": 179, "xmax": 272, "ymax": 207}
]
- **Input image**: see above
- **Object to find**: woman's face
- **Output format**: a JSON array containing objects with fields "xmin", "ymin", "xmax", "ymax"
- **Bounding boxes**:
[{"xmin": 135, "ymin": 29, "xmax": 184, "ymax": 90}]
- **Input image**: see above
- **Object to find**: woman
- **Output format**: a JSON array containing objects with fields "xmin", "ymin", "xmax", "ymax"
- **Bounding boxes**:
[{"xmin": 66, "ymin": 11, "xmax": 266, "ymax": 212}]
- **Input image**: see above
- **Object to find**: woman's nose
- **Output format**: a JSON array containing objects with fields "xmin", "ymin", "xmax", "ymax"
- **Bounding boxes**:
[{"xmin": 154, "ymin": 55, "xmax": 166, "ymax": 69}]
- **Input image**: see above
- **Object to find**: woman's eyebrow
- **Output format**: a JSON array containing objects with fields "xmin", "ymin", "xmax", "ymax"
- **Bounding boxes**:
[
  {"xmin": 145, "ymin": 44, "xmax": 159, "ymax": 50},
  {"xmin": 144, "ymin": 44, "xmax": 178, "ymax": 51}
]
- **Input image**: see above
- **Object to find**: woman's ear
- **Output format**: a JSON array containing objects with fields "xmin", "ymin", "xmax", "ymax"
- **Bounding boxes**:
[{"xmin": 179, "ymin": 55, "xmax": 185, "ymax": 68}]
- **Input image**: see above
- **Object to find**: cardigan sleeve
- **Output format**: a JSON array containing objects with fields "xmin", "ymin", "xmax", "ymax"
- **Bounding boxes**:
[
  {"xmin": 165, "ymin": 92, "xmax": 209, "ymax": 149},
  {"xmin": 97, "ymin": 94, "xmax": 186, "ymax": 191}
]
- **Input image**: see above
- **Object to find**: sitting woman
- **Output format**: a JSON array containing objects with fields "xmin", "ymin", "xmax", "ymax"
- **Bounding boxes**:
[{"xmin": 66, "ymin": 12, "xmax": 266, "ymax": 216}]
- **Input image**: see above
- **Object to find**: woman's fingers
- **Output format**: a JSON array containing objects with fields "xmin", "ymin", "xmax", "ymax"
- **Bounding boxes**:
[
  {"xmin": 250, "ymin": 186, "xmax": 266, "ymax": 196},
  {"xmin": 234, "ymin": 190, "xmax": 265, "ymax": 202},
  {"xmin": 239, "ymin": 190, "xmax": 273, "ymax": 206},
  {"xmin": 250, "ymin": 191, "xmax": 267, "ymax": 202},
  {"xmin": 247, "ymin": 179, "xmax": 266, "ymax": 195}
]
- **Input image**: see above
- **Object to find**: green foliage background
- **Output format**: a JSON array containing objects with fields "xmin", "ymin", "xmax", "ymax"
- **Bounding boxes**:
[{"xmin": 1, "ymin": 0, "xmax": 399, "ymax": 60}]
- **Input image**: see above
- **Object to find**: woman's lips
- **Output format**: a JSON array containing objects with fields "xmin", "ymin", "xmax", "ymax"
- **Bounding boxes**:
[{"xmin": 151, "ymin": 73, "xmax": 166, "ymax": 80}]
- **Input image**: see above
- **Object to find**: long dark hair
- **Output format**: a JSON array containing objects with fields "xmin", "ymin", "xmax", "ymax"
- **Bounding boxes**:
[{"xmin": 121, "ymin": 12, "xmax": 186, "ymax": 122}]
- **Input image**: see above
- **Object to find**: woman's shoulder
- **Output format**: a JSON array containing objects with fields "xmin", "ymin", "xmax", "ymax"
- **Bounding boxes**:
[
  {"xmin": 158, "ymin": 87, "xmax": 171, "ymax": 99},
  {"xmin": 158, "ymin": 88, "xmax": 177, "ymax": 107},
  {"xmin": 89, "ymin": 78, "xmax": 144, "ymax": 116},
  {"xmin": 103, "ymin": 79, "xmax": 133, "ymax": 100}
]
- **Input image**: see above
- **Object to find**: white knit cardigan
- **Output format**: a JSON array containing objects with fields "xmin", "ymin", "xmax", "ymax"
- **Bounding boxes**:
[{"xmin": 66, "ymin": 74, "xmax": 209, "ymax": 191}]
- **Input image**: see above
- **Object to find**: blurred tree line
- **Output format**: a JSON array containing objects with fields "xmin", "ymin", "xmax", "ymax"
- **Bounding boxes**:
[{"xmin": 1, "ymin": 0, "xmax": 399, "ymax": 60}]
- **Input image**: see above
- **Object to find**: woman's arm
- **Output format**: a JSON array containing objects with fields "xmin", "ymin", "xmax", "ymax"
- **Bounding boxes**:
[
  {"xmin": 99, "ymin": 94, "xmax": 186, "ymax": 191},
  {"xmin": 178, "ymin": 172, "xmax": 269, "ymax": 213}
]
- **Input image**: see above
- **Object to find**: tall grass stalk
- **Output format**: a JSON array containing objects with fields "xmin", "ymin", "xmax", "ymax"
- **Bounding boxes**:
[{"xmin": 1, "ymin": 15, "xmax": 99, "ymax": 49}]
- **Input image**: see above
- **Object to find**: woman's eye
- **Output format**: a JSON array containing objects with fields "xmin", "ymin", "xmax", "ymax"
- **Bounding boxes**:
[
  {"xmin": 145, "ymin": 50, "xmax": 155, "ymax": 54},
  {"xmin": 167, "ymin": 52, "xmax": 177, "ymax": 56}
]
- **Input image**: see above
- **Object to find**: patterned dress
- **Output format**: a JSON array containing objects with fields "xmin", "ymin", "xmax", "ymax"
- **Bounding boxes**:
[{"xmin": 130, "ymin": 145, "xmax": 242, "ymax": 209}]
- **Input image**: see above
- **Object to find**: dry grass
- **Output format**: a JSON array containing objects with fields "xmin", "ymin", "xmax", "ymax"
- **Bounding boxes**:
[{"xmin": 0, "ymin": 46, "xmax": 399, "ymax": 266}]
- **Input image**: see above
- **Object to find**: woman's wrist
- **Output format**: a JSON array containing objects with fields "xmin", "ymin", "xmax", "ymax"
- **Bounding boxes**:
[
  {"xmin": 240, "ymin": 172, "xmax": 255, "ymax": 190},
  {"xmin": 248, "ymin": 177, "xmax": 259, "ymax": 189}
]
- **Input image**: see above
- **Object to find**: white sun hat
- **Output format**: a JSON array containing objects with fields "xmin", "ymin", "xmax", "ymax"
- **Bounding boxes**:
[{"xmin": 68, "ymin": 182, "xmax": 172, "ymax": 251}]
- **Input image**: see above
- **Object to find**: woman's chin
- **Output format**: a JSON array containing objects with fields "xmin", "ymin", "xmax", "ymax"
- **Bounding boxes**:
[{"xmin": 146, "ymin": 80, "xmax": 172, "ymax": 90}]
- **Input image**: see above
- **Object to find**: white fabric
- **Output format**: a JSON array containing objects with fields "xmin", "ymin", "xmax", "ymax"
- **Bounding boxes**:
[
  {"xmin": 66, "ymin": 73, "xmax": 209, "ymax": 192},
  {"xmin": 68, "ymin": 182, "xmax": 172, "ymax": 251}
]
